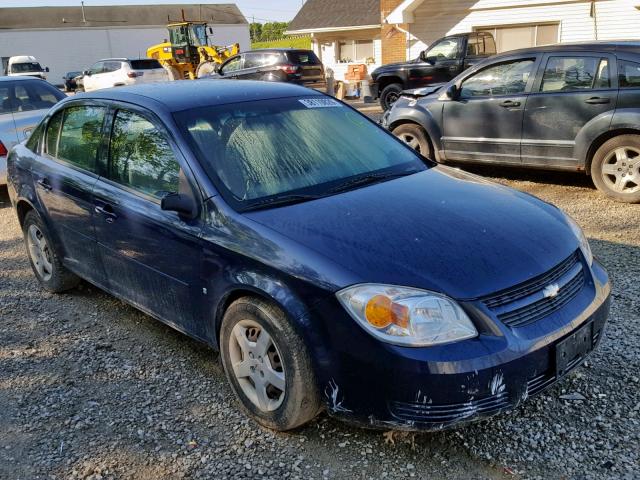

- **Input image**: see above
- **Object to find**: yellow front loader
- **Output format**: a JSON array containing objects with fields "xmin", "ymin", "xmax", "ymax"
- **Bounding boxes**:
[{"xmin": 147, "ymin": 14, "xmax": 240, "ymax": 80}]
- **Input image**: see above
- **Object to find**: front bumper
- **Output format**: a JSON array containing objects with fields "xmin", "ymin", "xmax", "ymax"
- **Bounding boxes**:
[{"xmin": 312, "ymin": 259, "xmax": 611, "ymax": 431}]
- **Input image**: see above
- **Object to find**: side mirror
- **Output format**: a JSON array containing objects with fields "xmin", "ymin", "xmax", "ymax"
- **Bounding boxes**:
[
  {"xmin": 161, "ymin": 193, "xmax": 197, "ymax": 219},
  {"xmin": 45, "ymin": 67, "xmax": 50, "ymax": 72},
  {"xmin": 445, "ymin": 84, "xmax": 459, "ymax": 100}
]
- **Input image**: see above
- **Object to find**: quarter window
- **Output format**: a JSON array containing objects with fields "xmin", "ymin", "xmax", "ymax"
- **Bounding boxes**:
[
  {"xmin": 56, "ymin": 106, "xmax": 106, "ymax": 171},
  {"xmin": 109, "ymin": 110, "xmax": 180, "ymax": 199},
  {"xmin": 618, "ymin": 60, "xmax": 640, "ymax": 88},
  {"xmin": 540, "ymin": 57, "xmax": 610, "ymax": 92},
  {"xmin": 460, "ymin": 59, "xmax": 535, "ymax": 98},
  {"xmin": 45, "ymin": 110, "xmax": 64, "ymax": 156}
]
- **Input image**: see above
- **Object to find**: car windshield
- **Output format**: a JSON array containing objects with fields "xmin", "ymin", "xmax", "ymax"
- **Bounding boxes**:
[
  {"xmin": 12, "ymin": 62, "xmax": 43, "ymax": 73},
  {"xmin": 175, "ymin": 97, "xmax": 428, "ymax": 210}
]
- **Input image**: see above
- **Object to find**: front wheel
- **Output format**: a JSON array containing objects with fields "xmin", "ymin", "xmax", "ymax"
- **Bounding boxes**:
[
  {"xmin": 220, "ymin": 297, "xmax": 321, "ymax": 431},
  {"xmin": 591, "ymin": 135, "xmax": 640, "ymax": 203},
  {"xmin": 380, "ymin": 83, "xmax": 403, "ymax": 111},
  {"xmin": 393, "ymin": 123, "xmax": 433, "ymax": 159}
]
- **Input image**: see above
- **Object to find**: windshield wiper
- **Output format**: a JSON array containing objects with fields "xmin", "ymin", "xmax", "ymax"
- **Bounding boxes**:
[
  {"xmin": 327, "ymin": 170, "xmax": 415, "ymax": 194},
  {"xmin": 243, "ymin": 193, "xmax": 324, "ymax": 211}
]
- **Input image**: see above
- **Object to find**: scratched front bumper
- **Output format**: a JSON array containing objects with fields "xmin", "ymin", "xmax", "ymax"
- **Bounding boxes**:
[{"xmin": 312, "ymin": 260, "xmax": 611, "ymax": 431}]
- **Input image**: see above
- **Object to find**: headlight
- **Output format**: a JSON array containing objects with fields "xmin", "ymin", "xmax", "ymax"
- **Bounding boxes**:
[
  {"xmin": 336, "ymin": 284, "xmax": 478, "ymax": 347},
  {"xmin": 566, "ymin": 215, "xmax": 593, "ymax": 266}
]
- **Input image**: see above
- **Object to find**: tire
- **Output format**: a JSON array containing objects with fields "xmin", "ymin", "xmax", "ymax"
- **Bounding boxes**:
[
  {"xmin": 591, "ymin": 135, "xmax": 640, "ymax": 203},
  {"xmin": 380, "ymin": 83, "xmax": 403, "ymax": 111},
  {"xmin": 196, "ymin": 61, "xmax": 218, "ymax": 78},
  {"xmin": 392, "ymin": 123, "xmax": 433, "ymax": 159},
  {"xmin": 220, "ymin": 297, "xmax": 321, "ymax": 431},
  {"xmin": 22, "ymin": 211, "xmax": 80, "ymax": 293},
  {"xmin": 164, "ymin": 65, "xmax": 183, "ymax": 81}
]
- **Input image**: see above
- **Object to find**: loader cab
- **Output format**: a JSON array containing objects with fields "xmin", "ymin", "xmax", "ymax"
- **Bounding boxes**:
[{"xmin": 168, "ymin": 22, "xmax": 208, "ymax": 63}]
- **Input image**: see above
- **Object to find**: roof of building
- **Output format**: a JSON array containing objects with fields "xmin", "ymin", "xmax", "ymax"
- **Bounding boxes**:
[
  {"xmin": 71, "ymin": 79, "xmax": 322, "ymax": 111},
  {"xmin": 287, "ymin": 0, "xmax": 380, "ymax": 33},
  {"xmin": 0, "ymin": 3, "xmax": 247, "ymax": 30}
]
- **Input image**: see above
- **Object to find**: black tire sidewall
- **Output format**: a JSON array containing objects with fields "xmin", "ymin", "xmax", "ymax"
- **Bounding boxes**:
[
  {"xmin": 219, "ymin": 298, "xmax": 320, "ymax": 431},
  {"xmin": 380, "ymin": 83, "xmax": 402, "ymax": 110},
  {"xmin": 591, "ymin": 135, "xmax": 640, "ymax": 203}
]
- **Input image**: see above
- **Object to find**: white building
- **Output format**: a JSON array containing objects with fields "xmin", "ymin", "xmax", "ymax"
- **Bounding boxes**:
[
  {"xmin": 0, "ymin": 3, "xmax": 250, "ymax": 86},
  {"xmin": 289, "ymin": 0, "xmax": 640, "ymax": 80}
]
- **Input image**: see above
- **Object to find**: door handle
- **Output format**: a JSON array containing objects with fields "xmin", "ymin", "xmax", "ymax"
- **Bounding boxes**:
[
  {"xmin": 36, "ymin": 178, "xmax": 52, "ymax": 191},
  {"xmin": 95, "ymin": 204, "xmax": 117, "ymax": 223},
  {"xmin": 500, "ymin": 100, "xmax": 521, "ymax": 108},
  {"xmin": 585, "ymin": 97, "xmax": 610, "ymax": 104}
]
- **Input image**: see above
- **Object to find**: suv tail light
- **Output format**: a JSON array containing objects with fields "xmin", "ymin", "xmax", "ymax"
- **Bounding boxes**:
[
  {"xmin": 0, "ymin": 141, "xmax": 7, "ymax": 157},
  {"xmin": 279, "ymin": 65, "xmax": 299, "ymax": 75},
  {"xmin": 127, "ymin": 71, "xmax": 143, "ymax": 78}
]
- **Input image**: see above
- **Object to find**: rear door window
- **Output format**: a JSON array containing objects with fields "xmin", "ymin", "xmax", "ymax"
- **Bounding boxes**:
[
  {"xmin": 540, "ymin": 56, "xmax": 610, "ymax": 92},
  {"xmin": 108, "ymin": 109, "xmax": 180, "ymax": 199},
  {"xmin": 286, "ymin": 51, "xmax": 320, "ymax": 65},
  {"xmin": 618, "ymin": 60, "xmax": 640, "ymax": 88},
  {"xmin": 56, "ymin": 105, "xmax": 106, "ymax": 172}
]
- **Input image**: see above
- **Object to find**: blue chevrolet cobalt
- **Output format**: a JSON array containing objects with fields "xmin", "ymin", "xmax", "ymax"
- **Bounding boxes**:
[{"xmin": 6, "ymin": 81, "xmax": 610, "ymax": 431}]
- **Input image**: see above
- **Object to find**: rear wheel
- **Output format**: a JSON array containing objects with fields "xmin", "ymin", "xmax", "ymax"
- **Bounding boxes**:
[
  {"xmin": 22, "ymin": 211, "xmax": 79, "ymax": 293},
  {"xmin": 591, "ymin": 135, "xmax": 640, "ymax": 203},
  {"xmin": 196, "ymin": 61, "xmax": 218, "ymax": 78},
  {"xmin": 380, "ymin": 83, "xmax": 403, "ymax": 111},
  {"xmin": 393, "ymin": 123, "xmax": 433, "ymax": 159},
  {"xmin": 220, "ymin": 297, "xmax": 321, "ymax": 431}
]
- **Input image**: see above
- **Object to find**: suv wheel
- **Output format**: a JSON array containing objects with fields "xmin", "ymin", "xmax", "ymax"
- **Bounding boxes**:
[
  {"xmin": 392, "ymin": 124, "xmax": 433, "ymax": 158},
  {"xmin": 591, "ymin": 135, "xmax": 640, "ymax": 203},
  {"xmin": 220, "ymin": 297, "xmax": 321, "ymax": 431},
  {"xmin": 23, "ymin": 211, "xmax": 80, "ymax": 292},
  {"xmin": 380, "ymin": 83, "xmax": 403, "ymax": 111}
]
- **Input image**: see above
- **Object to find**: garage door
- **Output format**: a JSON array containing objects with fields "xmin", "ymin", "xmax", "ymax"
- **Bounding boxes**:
[{"xmin": 477, "ymin": 24, "xmax": 559, "ymax": 53}]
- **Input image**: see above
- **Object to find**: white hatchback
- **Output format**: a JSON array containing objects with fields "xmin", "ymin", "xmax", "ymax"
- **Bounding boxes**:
[{"xmin": 81, "ymin": 58, "xmax": 168, "ymax": 92}]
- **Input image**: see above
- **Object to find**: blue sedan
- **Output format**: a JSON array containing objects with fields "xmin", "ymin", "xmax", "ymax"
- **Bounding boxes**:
[{"xmin": 6, "ymin": 80, "xmax": 610, "ymax": 431}]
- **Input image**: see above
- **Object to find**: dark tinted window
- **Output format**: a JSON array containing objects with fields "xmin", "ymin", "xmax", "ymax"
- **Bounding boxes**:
[
  {"xmin": 25, "ymin": 121, "xmax": 45, "ymax": 152},
  {"xmin": 176, "ymin": 97, "xmax": 426, "ymax": 209},
  {"xmin": 57, "ymin": 106, "xmax": 106, "ymax": 171},
  {"xmin": 467, "ymin": 34, "xmax": 496, "ymax": 56},
  {"xmin": 45, "ymin": 110, "xmax": 64, "ymax": 156},
  {"xmin": 109, "ymin": 110, "xmax": 180, "ymax": 198},
  {"xmin": 540, "ymin": 56, "xmax": 609, "ymax": 92},
  {"xmin": 130, "ymin": 59, "xmax": 163, "ymax": 70},
  {"xmin": 461, "ymin": 59, "xmax": 534, "ymax": 97},
  {"xmin": 618, "ymin": 60, "xmax": 640, "ymax": 88},
  {"xmin": 11, "ymin": 62, "xmax": 42, "ymax": 73},
  {"xmin": 286, "ymin": 51, "xmax": 321, "ymax": 65}
]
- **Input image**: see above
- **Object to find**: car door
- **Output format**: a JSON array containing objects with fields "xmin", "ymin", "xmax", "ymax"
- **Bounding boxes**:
[
  {"xmin": 83, "ymin": 62, "xmax": 103, "ymax": 91},
  {"xmin": 92, "ymin": 105, "xmax": 206, "ymax": 337},
  {"xmin": 33, "ymin": 103, "xmax": 108, "ymax": 283},
  {"xmin": 522, "ymin": 53, "xmax": 617, "ymax": 167},
  {"xmin": 442, "ymin": 56, "xmax": 539, "ymax": 164},
  {"xmin": 102, "ymin": 61, "xmax": 122, "ymax": 87},
  {"xmin": 218, "ymin": 55, "xmax": 244, "ymax": 79}
]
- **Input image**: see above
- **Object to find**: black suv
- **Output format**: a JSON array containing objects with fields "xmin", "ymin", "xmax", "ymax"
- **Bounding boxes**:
[
  {"xmin": 371, "ymin": 32, "xmax": 496, "ymax": 110},
  {"xmin": 209, "ymin": 48, "xmax": 326, "ymax": 90},
  {"xmin": 382, "ymin": 41, "xmax": 640, "ymax": 203}
]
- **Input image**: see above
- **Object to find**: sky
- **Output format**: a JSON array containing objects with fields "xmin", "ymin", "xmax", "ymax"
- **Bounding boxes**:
[{"xmin": 0, "ymin": 0, "xmax": 304, "ymax": 22}]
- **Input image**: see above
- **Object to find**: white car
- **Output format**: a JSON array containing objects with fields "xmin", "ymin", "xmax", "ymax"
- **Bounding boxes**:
[
  {"xmin": 6, "ymin": 56, "xmax": 49, "ymax": 80},
  {"xmin": 81, "ymin": 58, "xmax": 169, "ymax": 92}
]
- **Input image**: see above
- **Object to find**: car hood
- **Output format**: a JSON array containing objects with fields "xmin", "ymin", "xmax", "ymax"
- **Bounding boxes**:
[
  {"xmin": 372, "ymin": 59, "xmax": 422, "ymax": 75},
  {"xmin": 245, "ymin": 167, "xmax": 578, "ymax": 299},
  {"xmin": 401, "ymin": 84, "xmax": 445, "ymax": 98}
]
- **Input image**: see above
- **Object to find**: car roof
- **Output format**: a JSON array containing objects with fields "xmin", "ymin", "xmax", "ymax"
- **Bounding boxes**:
[
  {"xmin": 493, "ymin": 40, "xmax": 640, "ymax": 58},
  {"xmin": 71, "ymin": 79, "xmax": 323, "ymax": 112},
  {"xmin": 0, "ymin": 75, "xmax": 44, "ymax": 83},
  {"xmin": 248, "ymin": 48, "xmax": 314, "ymax": 53}
]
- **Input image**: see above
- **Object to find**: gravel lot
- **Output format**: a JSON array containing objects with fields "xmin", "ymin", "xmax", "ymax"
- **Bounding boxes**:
[{"xmin": 1, "ymin": 127, "xmax": 639, "ymax": 479}]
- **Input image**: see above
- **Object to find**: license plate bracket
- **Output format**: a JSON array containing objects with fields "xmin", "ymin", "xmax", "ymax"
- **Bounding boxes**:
[{"xmin": 556, "ymin": 321, "xmax": 593, "ymax": 377}]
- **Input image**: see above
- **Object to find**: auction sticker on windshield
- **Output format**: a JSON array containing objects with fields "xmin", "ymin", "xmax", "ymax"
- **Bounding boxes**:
[{"xmin": 299, "ymin": 98, "xmax": 342, "ymax": 108}]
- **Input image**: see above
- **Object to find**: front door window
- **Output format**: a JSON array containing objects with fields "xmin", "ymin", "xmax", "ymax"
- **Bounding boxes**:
[{"xmin": 460, "ymin": 59, "xmax": 535, "ymax": 98}]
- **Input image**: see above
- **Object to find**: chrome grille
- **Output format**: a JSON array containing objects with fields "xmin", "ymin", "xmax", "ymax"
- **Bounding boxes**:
[{"xmin": 482, "ymin": 251, "xmax": 585, "ymax": 328}]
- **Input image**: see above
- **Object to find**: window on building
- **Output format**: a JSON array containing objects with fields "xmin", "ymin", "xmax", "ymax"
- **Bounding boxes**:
[
  {"xmin": 339, "ymin": 40, "xmax": 374, "ymax": 62},
  {"xmin": 477, "ymin": 24, "xmax": 559, "ymax": 53}
]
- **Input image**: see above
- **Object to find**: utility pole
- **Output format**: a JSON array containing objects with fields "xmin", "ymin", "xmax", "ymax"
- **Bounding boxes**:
[{"xmin": 81, "ymin": 0, "xmax": 86, "ymax": 23}]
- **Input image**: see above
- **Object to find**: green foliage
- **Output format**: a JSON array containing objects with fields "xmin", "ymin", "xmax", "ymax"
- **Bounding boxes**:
[{"xmin": 251, "ymin": 36, "xmax": 312, "ymax": 50}]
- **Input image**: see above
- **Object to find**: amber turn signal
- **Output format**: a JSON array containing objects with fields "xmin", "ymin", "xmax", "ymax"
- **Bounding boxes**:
[{"xmin": 365, "ymin": 295, "xmax": 410, "ymax": 329}]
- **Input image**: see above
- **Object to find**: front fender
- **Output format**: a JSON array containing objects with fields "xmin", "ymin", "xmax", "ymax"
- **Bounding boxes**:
[{"xmin": 387, "ymin": 100, "xmax": 444, "ymax": 160}]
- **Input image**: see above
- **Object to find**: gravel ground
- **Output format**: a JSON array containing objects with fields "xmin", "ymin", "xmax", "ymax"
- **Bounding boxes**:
[{"xmin": 1, "ymin": 135, "xmax": 639, "ymax": 479}]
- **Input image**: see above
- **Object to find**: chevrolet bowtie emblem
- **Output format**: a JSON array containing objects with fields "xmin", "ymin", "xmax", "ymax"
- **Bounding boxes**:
[{"xmin": 543, "ymin": 283, "xmax": 560, "ymax": 298}]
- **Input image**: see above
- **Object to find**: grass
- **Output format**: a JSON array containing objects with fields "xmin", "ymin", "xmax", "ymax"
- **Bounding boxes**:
[{"xmin": 251, "ymin": 36, "xmax": 312, "ymax": 50}]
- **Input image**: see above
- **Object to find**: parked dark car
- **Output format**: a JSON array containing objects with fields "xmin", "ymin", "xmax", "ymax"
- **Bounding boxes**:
[
  {"xmin": 7, "ymin": 81, "xmax": 610, "ymax": 431},
  {"xmin": 371, "ymin": 32, "xmax": 496, "ymax": 110},
  {"xmin": 62, "ymin": 71, "xmax": 83, "ymax": 92},
  {"xmin": 208, "ymin": 48, "xmax": 327, "ymax": 90},
  {"xmin": 383, "ymin": 41, "xmax": 640, "ymax": 203}
]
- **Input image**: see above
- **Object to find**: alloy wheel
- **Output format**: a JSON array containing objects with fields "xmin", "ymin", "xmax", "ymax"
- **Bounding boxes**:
[
  {"xmin": 228, "ymin": 319, "xmax": 286, "ymax": 412},
  {"xmin": 601, "ymin": 146, "xmax": 640, "ymax": 194},
  {"xmin": 27, "ymin": 225, "xmax": 53, "ymax": 282},
  {"xmin": 398, "ymin": 133, "xmax": 422, "ymax": 153}
]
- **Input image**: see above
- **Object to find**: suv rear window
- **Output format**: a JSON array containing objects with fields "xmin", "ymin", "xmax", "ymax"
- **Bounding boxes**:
[
  {"xmin": 129, "ymin": 59, "xmax": 163, "ymax": 70},
  {"xmin": 286, "ymin": 51, "xmax": 321, "ymax": 65}
]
